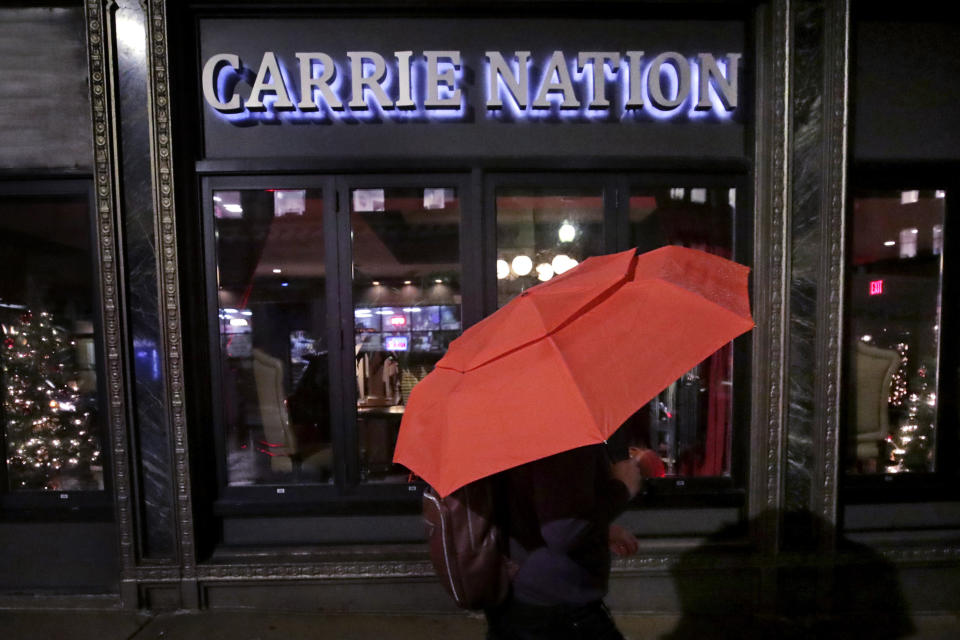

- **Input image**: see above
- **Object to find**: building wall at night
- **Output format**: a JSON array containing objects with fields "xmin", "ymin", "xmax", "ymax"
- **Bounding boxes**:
[{"xmin": 1, "ymin": 0, "xmax": 959, "ymax": 617}]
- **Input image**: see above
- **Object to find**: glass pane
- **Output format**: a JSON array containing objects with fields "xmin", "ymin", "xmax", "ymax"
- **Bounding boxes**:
[
  {"xmin": 352, "ymin": 187, "xmax": 461, "ymax": 483},
  {"xmin": 623, "ymin": 186, "xmax": 736, "ymax": 478},
  {"xmin": 845, "ymin": 189, "xmax": 945, "ymax": 474},
  {"xmin": 495, "ymin": 187, "xmax": 604, "ymax": 307},
  {"xmin": 1, "ymin": 191, "xmax": 104, "ymax": 491},
  {"xmin": 213, "ymin": 188, "xmax": 333, "ymax": 486}
]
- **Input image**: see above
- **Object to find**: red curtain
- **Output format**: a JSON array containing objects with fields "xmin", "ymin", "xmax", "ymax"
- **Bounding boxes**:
[{"xmin": 658, "ymin": 200, "xmax": 734, "ymax": 477}]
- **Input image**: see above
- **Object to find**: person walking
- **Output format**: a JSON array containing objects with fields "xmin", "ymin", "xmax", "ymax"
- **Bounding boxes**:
[{"xmin": 485, "ymin": 443, "xmax": 643, "ymax": 640}]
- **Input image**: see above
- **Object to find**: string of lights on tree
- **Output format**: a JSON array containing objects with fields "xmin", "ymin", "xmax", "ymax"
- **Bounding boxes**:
[
  {"xmin": 884, "ymin": 344, "xmax": 936, "ymax": 473},
  {"xmin": 2, "ymin": 311, "xmax": 101, "ymax": 490},
  {"xmin": 887, "ymin": 342, "xmax": 910, "ymax": 407}
]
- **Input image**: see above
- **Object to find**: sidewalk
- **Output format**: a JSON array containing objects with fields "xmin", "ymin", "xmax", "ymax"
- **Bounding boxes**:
[{"xmin": 1, "ymin": 609, "xmax": 959, "ymax": 640}]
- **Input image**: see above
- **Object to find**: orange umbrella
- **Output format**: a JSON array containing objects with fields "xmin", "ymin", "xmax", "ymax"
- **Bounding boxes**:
[{"xmin": 393, "ymin": 245, "xmax": 754, "ymax": 497}]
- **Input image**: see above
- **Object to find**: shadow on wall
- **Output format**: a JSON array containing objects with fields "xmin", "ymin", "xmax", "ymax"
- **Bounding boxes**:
[{"xmin": 663, "ymin": 509, "xmax": 915, "ymax": 640}]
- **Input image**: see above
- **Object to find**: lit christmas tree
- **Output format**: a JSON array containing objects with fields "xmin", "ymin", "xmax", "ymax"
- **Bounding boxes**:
[
  {"xmin": 2, "ymin": 311, "xmax": 101, "ymax": 490},
  {"xmin": 885, "ymin": 358, "xmax": 936, "ymax": 474}
]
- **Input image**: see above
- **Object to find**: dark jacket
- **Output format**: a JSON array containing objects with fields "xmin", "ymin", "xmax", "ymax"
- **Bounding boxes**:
[{"xmin": 503, "ymin": 444, "xmax": 631, "ymax": 606}]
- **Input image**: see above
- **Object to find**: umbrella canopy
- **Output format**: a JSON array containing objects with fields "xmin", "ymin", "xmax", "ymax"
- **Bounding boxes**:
[{"xmin": 393, "ymin": 245, "xmax": 754, "ymax": 497}]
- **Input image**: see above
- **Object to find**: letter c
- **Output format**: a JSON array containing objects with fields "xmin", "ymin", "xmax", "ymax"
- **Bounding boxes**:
[{"xmin": 202, "ymin": 53, "xmax": 243, "ymax": 113}]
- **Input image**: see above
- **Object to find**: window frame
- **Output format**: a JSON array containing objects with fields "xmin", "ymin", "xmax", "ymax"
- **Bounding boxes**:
[
  {"xmin": 195, "ymin": 169, "xmax": 754, "ymax": 549},
  {"xmin": 484, "ymin": 171, "xmax": 752, "ymax": 508},
  {"xmin": 200, "ymin": 173, "xmax": 475, "ymax": 518},
  {"xmin": 842, "ymin": 163, "xmax": 960, "ymax": 503}
]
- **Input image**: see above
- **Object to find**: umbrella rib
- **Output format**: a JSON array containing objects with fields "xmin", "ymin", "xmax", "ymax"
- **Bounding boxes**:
[
  {"xmin": 543, "ymin": 334, "xmax": 608, "ymax": 444},
  {"xmin": 441, "ymin": 269, "xmax": 634, "ymax": 374}
]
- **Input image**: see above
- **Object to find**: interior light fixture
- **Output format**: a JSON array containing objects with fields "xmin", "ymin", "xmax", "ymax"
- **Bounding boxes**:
[
  {"xmin": 223, "ymin": 204, "xmax": 243, "ymax": 213},
  {"xmin": 435, "ymin": 278, "xmax": 443, "ymax": 284},
  {"xmin": 372, "ymin": 281, "xmax": 381, "ymax": 286},
  {"xmin": 404, "ymin": 280, "xmax": 412, "ymax": 285},
  {"xmin": 883, "ymin": 241, "xmax": 896, "ymax": 247},
  {"xmin": 558, "ymin": 222, "xmax": 576, "ymax": 243},
  {"xmin": 496, "ymin": 259, "xmax": 510, "ymax": 280},
  {"xmin": 511, "ymin": 255, "xmax": 533, "ymax": 277},
  {"xmin": 272, "ymin": 268, "xmax": 282, "ymax": 273},
  {"xmin": 551, "ymin": 254, "xmax": 577, "ymax": 275},
  {"xmin": 900, "ymin": 191, "xmax": 919, "ymax": 205},
  {"xmin": 536, "ymin": 263, "xmax": 554, "ymax": 282}
]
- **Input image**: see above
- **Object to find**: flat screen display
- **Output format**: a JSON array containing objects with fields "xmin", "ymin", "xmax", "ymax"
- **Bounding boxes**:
[{"xmin": 385, "ymin": 335, "xmax": 409, "ymax": 351}]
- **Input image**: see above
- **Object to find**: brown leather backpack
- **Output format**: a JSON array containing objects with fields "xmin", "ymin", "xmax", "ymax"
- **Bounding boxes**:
[{"xmin": 422, "ymin": 477, "xmax": 514, "ymax": 610}]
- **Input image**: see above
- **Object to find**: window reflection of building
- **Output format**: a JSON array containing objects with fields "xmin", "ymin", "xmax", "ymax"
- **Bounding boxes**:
[
  {"xmin": 351, "ymin": 187, "xmax": 462, "ymax": 483},
  {"xmin": 495, "ymin": 188, "xmax": 603, "ymax": 307},
  {"xmin": 213, "ymin": 188, "xmax": 333, "ymax": 485},
  {"xmin": 495, "ymin": 186, "xmax": 737, "ymax": 479},
  {"xmin": 846, "ymin": 190, "xmax": 945, "ymax": 475}
]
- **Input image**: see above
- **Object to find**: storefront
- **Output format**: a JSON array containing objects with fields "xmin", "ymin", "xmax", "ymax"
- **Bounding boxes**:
[{"xmin": 1, "ymin": 0, "xmax": 958, "ymax": 618}]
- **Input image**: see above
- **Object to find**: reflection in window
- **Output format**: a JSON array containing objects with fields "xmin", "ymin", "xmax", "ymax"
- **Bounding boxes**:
[
  {"xmin": 213, "ymin": 188, "xmax": 332, "ymax": 486},
  {"xmin": 495, "ymin": 188, "xmax": 604, "ymax": 307},
  {"xmin": 619, "ymin": 187, "xmax": 737, "ymax": 478},
  {"xmin": 1, "ymin": 191, "xmax": 104, "ymax": 491},
  {"xmin": 846, "ymin": 190, "xmax": 944, "ymax": 474},
  {"xmin": 352, "ymin": 187, "xmax": 461, "ymax": 483}
]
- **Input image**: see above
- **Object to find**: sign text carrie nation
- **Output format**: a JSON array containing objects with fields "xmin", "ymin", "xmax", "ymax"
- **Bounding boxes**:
[{"xmin": 203, "ymin": 49, "xmax": 741, "ymax": 119}]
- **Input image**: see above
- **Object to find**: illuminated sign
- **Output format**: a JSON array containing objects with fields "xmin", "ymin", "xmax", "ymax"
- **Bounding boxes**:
[
  {"xmin": 869, "ymin": 280, "xmax": 884, "ymax": 296},
  {"xmin": 385, "ymin": 336, "xmax": 409, "ymax": 351},
  {"xmin": 202, "ymin": 49, "xmax": 740, "ymax": 123}
]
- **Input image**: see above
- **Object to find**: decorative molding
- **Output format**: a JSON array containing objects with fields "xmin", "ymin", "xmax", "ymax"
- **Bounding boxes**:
[
  {"xmin": 749, "ymin": 0, "xmax": 791, "ymax": 546},
  {"xmin": 143, "ymin": 0, "xmax": 196, "ymax": 579},
  {"xmin": 813, "ymin": 0, "xmax": 849, "ymax": 537},
  {"xmin": 877, "ymin": 547, "xmax": 960, "ymax": 565},
  {"xmin": 197, "ymin": 560, "xmax": 437, "ymax": 581},
  {"xmin": 614, "ymin": 552, "xmax": 766, "ymax": 573},
  {"xmin": 135, "ymin": 566, "xmax": 184, "ymax": 582},
  {"xmin": 83, "ymin": 0, "xmax": 138, "ymax": 594},
  {"xmin": 769, "ymin": 0, "xmax": 791, "ymax": 520},
  {"xmin": 187, "ymin": 547, "xmax": 960, "ymax": 584}
]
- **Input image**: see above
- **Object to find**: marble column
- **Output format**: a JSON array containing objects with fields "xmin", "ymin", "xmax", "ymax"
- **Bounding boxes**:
[
  {"xmin": 114, "ymin": 0, "xmax": 176, "ymax": 560},
  {"xmin": 785, "ymin": 0, "xmax": 849, "ymax": 544}
]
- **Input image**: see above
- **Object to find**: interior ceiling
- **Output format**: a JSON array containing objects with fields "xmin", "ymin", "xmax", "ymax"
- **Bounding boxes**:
[
  {"xmin": 229, "ymin": 192, "xmax": 739, "ymax": 281},
  {"xmin": 852, "ymin": 196, "xmax": 945, "ymax": 266},
  {"xmin": 245, "ymin": 195, "xmax": 462, "ymax": 280}
]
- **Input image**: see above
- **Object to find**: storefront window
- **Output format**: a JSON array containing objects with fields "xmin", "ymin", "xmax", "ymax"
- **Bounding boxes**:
[
  {"xmin": 351, "ymin": 187, "xmax": 461, "ymax": 483},
  {"xmin": 495, "ymin": 187, "xmax": 604, "ymax": 307},
  {"xmin": 845, "ymin": 189, "xmax": 945, "ymax": 474},
  {"xmin": 625, "ymin": 187, "xmax": 736, "ymax": 477},
  {"xmin": 494, "ymin": 183, "xmax": 738, "ymax": 480},
  {"xmin": 625, "ymin": 186, "xmax": 738, "ymax": 478},
  {"xmin": 1, "ymin": 188, "xmax": 104, "ymax": 492},
  {"xmin": 212, "ymin": 188, "xmax": 333, "ymax": 486}
]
